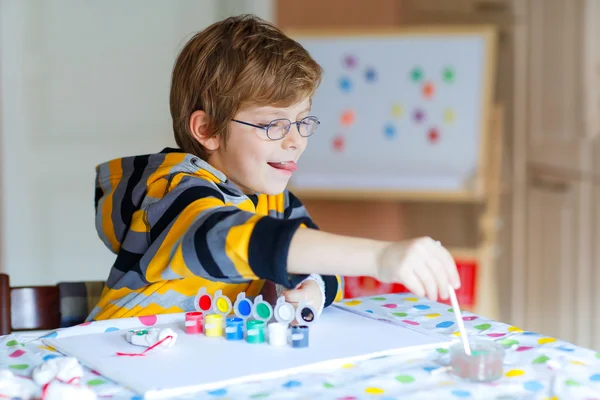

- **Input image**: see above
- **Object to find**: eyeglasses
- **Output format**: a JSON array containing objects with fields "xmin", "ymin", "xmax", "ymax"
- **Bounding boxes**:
[{"xmin": 231, "ymin": 116, "xmax": 320, "ymax": 140}]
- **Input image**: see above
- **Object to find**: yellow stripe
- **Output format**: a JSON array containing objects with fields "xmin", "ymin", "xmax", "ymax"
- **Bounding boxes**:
[
  {"xmin": 145, "ymin": 153, "xmax": 188, "ymax": 187},
  {"xmin": 101, "ymin": 159, "xmax": 122, "ymax": 252},
  {"xmin": 130, "ymin": 209, "xmax": 148, "ymax": 233},
  {"xmin": 145, "ymin": 197, "xmax": 225, "ymax": 282},
  {"xmin": 334, "ymin": 275, "xmax": 345, "ymax": 302},
  {"xmin": 224, "ymin": 214, "xmax": 263, "ymax": 279}
]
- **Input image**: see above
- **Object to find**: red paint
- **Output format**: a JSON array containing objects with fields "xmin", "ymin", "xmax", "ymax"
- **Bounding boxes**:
[
  {"xmin": 402, "ymin": 320, "xmax": 420, "ymax": 326},
  {"xmin": 138, "ymin": 315, "xmax": 157, "ymax": 326},
  {"xmin": 185, "ymin": 311, "xmax": 204, "ymax": 334},
  {"xmin": 333, "ymin": 136, "xmax": 345, "ymax": 152},
  {"xmin": 199, "ymin": 295, "xmax": 212, "ymax": 311},
  {"xmin": 487, "ymin": 333, "xmax": 506, "ymax": 338},
  {"xmin": 382, "ymin": 304, "xmax": 398, "ymax": 309},
  {"xmin": 428, "ymin": 128, "xmax": 440, "ymax": 143},
  {"xmin": 9, "ymin": 350, "xmax": 25, "ymax": 358},
  {"xmin": 516, "ymin": 346, "xmax": 533, "ymax": 352}
]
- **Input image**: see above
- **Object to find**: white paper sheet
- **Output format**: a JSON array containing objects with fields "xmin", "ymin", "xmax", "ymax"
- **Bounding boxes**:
[{"xmin": 44, "ymin": 307, "xmax": 449, "ymax": 399}]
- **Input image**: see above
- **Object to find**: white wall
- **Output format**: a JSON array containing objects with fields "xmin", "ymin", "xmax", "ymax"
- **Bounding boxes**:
[{"xmin": 0, "ymin": 0, "xmax": 274, "ymax": 285}]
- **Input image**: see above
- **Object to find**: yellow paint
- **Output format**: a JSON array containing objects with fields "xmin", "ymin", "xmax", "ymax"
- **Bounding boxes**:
[
  {"xmin": 404, "ymin": 297, "xmax": 418, "ymax": 302},
  {"xmin": 453, "ymin": 332, "xmax": 461, "ymax": 337},
  {"xmin": 391, "ymin": 104, "xmax": 404, "ymax": 117},
  {"xmin": 217, "ymin": 297, "xmax": 229, "ymax": 313},
  {"xmin": 444, "ymin": 108, "xmax": 455, "ymax": 123},
  {"xmin": 505, "ymin": 369, "xmax": 525, "ymax": 377},
  {"xmin": 342, "ymin": 363, "xmax": 356, "ymax": 369},
  {"xmin": 437, "ymin": 381, "xmax": 455, "ymax": 386},
  {"xmin": 39, "ymin": 345, "xmax": 56, "ymax": 352},
  {"xmin": 425, "ymin": 313, "xmax": 441, "ymax": 318},
  {"xmin": 365, "ymin": 387, "xmax": 385, "ymax": 395},
  {"xmin": 570, "ymin": 360, "xmax": 586, "ymax": 366},
  {"xmin": 538, "ymin": 337, "xmax": 556, "ymax": 345},
  {"xmin": 508, "ymin": 326, "xmax": 524, "ymax": 333},
  {"xmin": 204, "ymin": 314, "xmax": 224, "ymax": 337},
  {"xmin": 344, "ymin": 300, "xmax": 362, "ymax": 306}
]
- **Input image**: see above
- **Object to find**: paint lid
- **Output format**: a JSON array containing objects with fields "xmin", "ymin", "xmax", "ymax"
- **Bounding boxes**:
[
  {"xmin": 252, "ymin": 295, "xmax": 273, "ymax": 322},
  {"xmin": 212, "ymin": 290, "xmax": 232, "ymax": 316},
  {"xmin": 233, "ymin": 292, "xmax": 253, "ymax": 320},
  {"xmin": 273, "ymin": 296, "xmax": 295, "ymax": 325},
  {"xmin": 194, "ymin": 287, "xmax": 212, "ymax": 313},
  {"xmin": 295, "ymin": 301, "xmax": 317, "ymax": 326}
]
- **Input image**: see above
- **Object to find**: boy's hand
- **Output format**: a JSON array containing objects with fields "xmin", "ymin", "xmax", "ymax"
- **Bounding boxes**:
[
  {"xmin": 280, "ymin": 278, "xmax": 324, "ymax": 322},
  {"xmin": 376, "ymin": 237, "xmax": 461, "ymax": 302}
]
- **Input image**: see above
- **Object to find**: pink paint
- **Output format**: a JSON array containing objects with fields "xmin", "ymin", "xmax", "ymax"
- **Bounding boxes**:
[
  {"xmin": 402, "ymin": 320, "xmax": 420, "ymax": 326},
  {"xmin": 382, "ymin": 304, "xmax": 398, "ymax": 309},
  {"xmin": 9, "ymin": 350, "xmax": 25, "ymax": 358},
  {"xmin": 516, "ymin": 346, "xmax": 533, "ymax": 352},
  {"xmin": 139, "ymin": 315, "xmax": 157, "ymax": 326},
  {"xmin": 463, "ymin": 316, "xmax": 478, "ymax": 321},
  {"xmin": 77, "ymin": 322, "xmax": 92, "ymax": 326},
  {"xmin": 487, "ymin": 333, "xmax": 506, "ymax": 338}
]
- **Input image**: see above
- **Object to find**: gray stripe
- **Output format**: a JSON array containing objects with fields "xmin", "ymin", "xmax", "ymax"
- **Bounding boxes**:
[
  {"xmin": 222, "ymin": 192, "xmax": 251, "ymax": 206},
  {"xmin": 110, "ymin": 157, "xmax": 134, "ymax": 245},
  {"xmin": 121, "ymin": 230, "xmax": 149, "ymax": 255},
  {"xmin": 130, "ymin": 153, "xmax": 167, "ymax": 214},
  {"xmin": 106, "ymin": 268, "xmax": 148, "ymax": 291},
  {"xmin": 287, "ymin": 205, "xmax": 310, "ymax": 220},
  {"xmin": 108, "ymin": 289, "xmax": 194, "ymax": 312},
  {"xmin": 95, "ymin": 163, "xmax": 116, "ymax": 252}
]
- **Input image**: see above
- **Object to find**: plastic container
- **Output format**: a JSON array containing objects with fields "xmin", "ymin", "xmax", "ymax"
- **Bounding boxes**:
[{"xmin": 449, "ymin": 338, "xmax": 504, "ymax": 382}]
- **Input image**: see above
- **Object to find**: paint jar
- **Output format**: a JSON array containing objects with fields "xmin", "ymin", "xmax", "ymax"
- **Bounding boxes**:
[
  {"xmin": 233, "ymin": 292, "xmax": 253, "ymax": 327},
  {"xmin": 194, "ymin": 287, "xmax": 213, "ymax": 314},
  {"xmin": 212, "ymin": 289, "xmax": 233, "ymax": 316},
  {"xmin": 246, "ymin": 320, "xmax": 265, "ymax": 344},
  {"xmin": 273, "ymin": 296, "xmax": 295, "ymax": 325},
  {"xmin": 268, "ymin": 322, "xmax": 287, "ymax": 347},
  {"xmin": 449, "ymin": 338, "xmax": 504, "ymax": 382},
  {"xmin": 225, "ymin": 317, "xmax": 244, "ymax": 341},
  {"xmin": 184, "ymin": 311, "xmax": 203, "ymax": 334},
  {"xmin": 290, "ymin": 325, "xmax": 309, "ymax": 348},
  {"xmin": 295, "ymin": 302, "xmax": 317, "ymax": 326},
  {"xmin": 204, "ymin": 314, "xmax": 224, "ymax": 337},
  {"xmin": 252, "ymin": 295, "xmax": 273, "ymax": 323}
]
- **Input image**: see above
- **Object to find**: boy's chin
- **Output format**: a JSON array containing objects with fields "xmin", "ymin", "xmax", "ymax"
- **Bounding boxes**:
[{"xmin": 258, "ymin": 180, "xmax": 289, "ymax": 196}]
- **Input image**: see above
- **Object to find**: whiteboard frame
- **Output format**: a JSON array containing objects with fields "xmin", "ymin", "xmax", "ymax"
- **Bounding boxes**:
[{"xmin": 285, "ymin": 25, "xmax": 498, "ymax": 202}]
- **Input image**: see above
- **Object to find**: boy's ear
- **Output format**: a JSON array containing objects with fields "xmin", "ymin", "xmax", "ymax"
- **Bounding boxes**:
[{"xmin": 190, "ymin": 110, "xmax": 219, "ymax": 151}]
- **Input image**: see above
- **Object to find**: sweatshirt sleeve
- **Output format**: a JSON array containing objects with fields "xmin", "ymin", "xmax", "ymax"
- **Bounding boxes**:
[
  {"xmin": 144, "ymin": 182, "xmax": 310, "ymax": 289},
  {"xmin": 282, "ymin": 190, "xmax": 345, "ymax": 306}
]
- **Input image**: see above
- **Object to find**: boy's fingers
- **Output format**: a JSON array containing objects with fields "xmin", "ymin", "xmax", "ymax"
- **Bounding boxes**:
[
  {"xmin": 399, "ymin": 270, "xmax": 425, "ymax": 298},
  {"xmin": 281, "ymin": 288, "xmax": 306, "ymax": 303}
]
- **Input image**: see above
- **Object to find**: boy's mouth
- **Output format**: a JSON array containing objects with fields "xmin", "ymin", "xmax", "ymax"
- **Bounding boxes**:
[{"xmin": 267, "ymin": 161, "xmax": 297, "ymax": 172}]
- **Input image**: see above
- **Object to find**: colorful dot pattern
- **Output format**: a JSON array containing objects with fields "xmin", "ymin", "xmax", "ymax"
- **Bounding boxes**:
[{"xmin": 2, "ymin": 295, "xmax": 600, "ymax": 400}]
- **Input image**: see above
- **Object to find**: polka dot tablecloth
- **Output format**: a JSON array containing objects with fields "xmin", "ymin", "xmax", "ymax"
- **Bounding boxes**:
[{"xmin": 2, "ymin": 293, "xmax": 600, "ymax": 399}]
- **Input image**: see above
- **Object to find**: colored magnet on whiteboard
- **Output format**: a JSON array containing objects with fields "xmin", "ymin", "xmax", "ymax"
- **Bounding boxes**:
[
  {"xmin": 428, "ymin": 128, "xmax": 440, "ymax": 144},
  {"xmin": 342, "ymin": 54, "xmax": 357, "ymax": 69},
  {"xmin": 274, "ymin": 296, "xmax": 295, "ymax": 325},
  {"xmin": 296, "ymin": 301, "xmax": 316, "ymax": 326},
  {"xmin": 339, "ymin": 76, "xmax": 352, "ymax": 93},
  {"xmin": 444, "ymin": 109, "xmax": 455, "ymax": 124},
  {"xmin": 391, "ymin": 104, "xmax": 404, "ymax": 118},
  {"xmin": 194, "ymin": 287, "xmax": 212, "ymax": 313},
  {"xmin": 212, "ymin": 289, "xmax": 232, "ymax": 316},
  {"xmin": 383, "ymin": 123, "xmax": 396, "ymax": 139},
  {"xmin": 364, "ymin": 67, "xmax": 377, "ymax": 82},
  {"xmin": 413, "ymin": 109, "xmax": 425, "ymax": 123},
  {"xmin": 443, "ymin": 66, "xmax": 455, "ymax": 83},
  {"xmin": 422, "ymin": 81, "xmax": 435, "ymax": 99},
  {"xmin": 340, "ymin": 110, "xmax": 355, "ymax": 127},
  {"xmin": 410, "ymin": 67, "xmax": 423, "ymax": 82},
  {"xmin": 252, "ymin": 295, "xmax": 273, "ymax": 322},
  {"xmin": 332, "ymin": 135, "xmax": 345, "ymax": 152},
  {"xmin": 233, "ymin": 292, "xmax": 253, "ymax": 321}
]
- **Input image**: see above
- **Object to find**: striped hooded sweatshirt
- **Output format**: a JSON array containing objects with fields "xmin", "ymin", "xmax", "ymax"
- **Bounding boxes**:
[{"xmin": 87, "ymin": 147, "xmax": 343, "ymax": 321}]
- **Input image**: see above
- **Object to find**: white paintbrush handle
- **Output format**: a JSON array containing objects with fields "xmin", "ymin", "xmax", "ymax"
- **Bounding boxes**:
[{"xmin": 448, "ymin": 284, "xmax": 471, "ymax": 355}]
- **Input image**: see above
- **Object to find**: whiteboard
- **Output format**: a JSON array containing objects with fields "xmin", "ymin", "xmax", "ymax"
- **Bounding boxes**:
[
  {"xmin": 289, "ymin": 28, "xmax": 496, "ymax": 194},
  {"xmin": 44, "ymin": 306, "xmax": 449, "ymax": 399}
]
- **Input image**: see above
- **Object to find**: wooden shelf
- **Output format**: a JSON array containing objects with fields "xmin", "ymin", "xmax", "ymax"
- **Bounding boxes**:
[{"xmin": 290, "ymin": 188, "xmax": 485, "ymax": 203}]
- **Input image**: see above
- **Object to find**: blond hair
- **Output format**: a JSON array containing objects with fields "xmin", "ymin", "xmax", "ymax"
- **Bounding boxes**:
[{"xmin": 169, "ymin": 14, "xmax": 323, "ymax": 159}]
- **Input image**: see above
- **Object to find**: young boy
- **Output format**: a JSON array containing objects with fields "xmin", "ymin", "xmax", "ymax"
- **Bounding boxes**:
[{"xmin": 88, "ymin": 15, "xmax": 460, "ymax": 322}]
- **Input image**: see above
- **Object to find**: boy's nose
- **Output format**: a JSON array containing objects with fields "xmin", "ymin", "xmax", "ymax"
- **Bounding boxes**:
[{"xmin": 281, "ymin": 125, "xmax": 304, "ymax": 150}]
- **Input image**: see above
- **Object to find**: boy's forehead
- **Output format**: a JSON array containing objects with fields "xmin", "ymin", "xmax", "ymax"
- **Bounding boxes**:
[{"xmin": 245, "ymin": 99, "xmax": 311, "ymax": 115}]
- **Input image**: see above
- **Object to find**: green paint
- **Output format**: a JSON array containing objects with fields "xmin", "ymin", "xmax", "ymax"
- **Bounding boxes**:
[
  {"xmin": 448, "ymin": 308, "xmax": 454, "ymax": 313},
  {"xmin": 410, "ymin": 67, "xmax": 423, "ymax": 82},
  {"xmin": 256, "ymin": 303, "xmax": 271, "ymax": 319},
  {"xmin": 396, "ymin": 375, "xmax": 415, "ymax": 383},
  {"xmin": 565, "ymin": 379, "xmax": 582, "ymax": 387},
  {"xmin": 323, "ymin": 383, "xmax": 335, "ymax": 389},
  {"xmin": 442, "ymin": 67, "xmax": 455, "ymax": 83},
  {"xmin": 596, "ymin": 352, "xmax": 600, "ymax": 359},
  {"xmin": 87, "ymin": 379, "xmax": 106, "ymax": 386},
  {"xmin": 250, "ymin": 392, "xmax": 270, "ymax": 398},
  {"xmin": 371, "ymin": 297, "xmax": 386, "ymax": 301},
  {"xmin": 474, "ymin": 323, "xmax": 491, "ymax": 331},
  {"xmin": 472, "ymin": 350, "xmax": 489, "ymax": 356},
  {"xmin": 8, "ymin": 364, "xmax": 29, "ymax": 370},
  {"xmin": 436, "ymin": 348, "xmax": 449, "ymax": 354},
  {"xmin": 6, "ymin": 340, "xmax": 18, "ymax": 347},
  {"xmin": 392, "ymin": 312, "xmax": 408, "ymax": 317},
  {"xmin": 532, "ymin": 355, "xmax": 550, "ymax": 364},
  {"xmin": 499, "ymin": 339, "xmax": 520, "ymax": 347}
]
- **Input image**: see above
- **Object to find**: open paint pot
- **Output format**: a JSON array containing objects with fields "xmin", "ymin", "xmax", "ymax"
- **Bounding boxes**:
[
  {"xmin": 449, "ymin": 338, "xmax": 504, "ymax": 382},
  {"xmin": 212, "ymin": 289, "xmax": 232, "ymax": 316},
  {"xmin": 252, "ymin": 295, "xmax": 273, "ymax": 323},
  {"xmin": 233, "ymin": 292, "xmax": 253, "ymax": 327},
  {"xmin": 273, "ymin": 296, "xmax": 295, "ymax": 325},
  {"xmin": 295, "ymin": 301, "xmax": 317, "ymax": 326},
  {"xmin": 193, "ymin": 287, "xmax": 212, "ymax": 314}
]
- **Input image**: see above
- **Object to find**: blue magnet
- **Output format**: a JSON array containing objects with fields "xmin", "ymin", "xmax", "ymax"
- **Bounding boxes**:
[
  {"xmin": 225, "ymin": 317, "xmax": 244, "ymax": 341},
  {"xmin": 290, "ymin": 325, "xmax": 309, "ymax": 348}
]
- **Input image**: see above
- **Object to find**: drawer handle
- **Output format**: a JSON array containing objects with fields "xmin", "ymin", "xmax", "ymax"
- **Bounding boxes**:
[{"xmin": 530, "ymin": 176, "xmax": 570, "ymax": 192}]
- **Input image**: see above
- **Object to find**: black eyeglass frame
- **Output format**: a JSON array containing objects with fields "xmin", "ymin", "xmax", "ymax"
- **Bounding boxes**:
[{"xmin": 231, "ymin": 116, "xmax": 320, "ymax": 141}]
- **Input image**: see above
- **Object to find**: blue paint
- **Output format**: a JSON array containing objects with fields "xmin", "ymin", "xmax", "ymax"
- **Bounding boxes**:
[
  {"xmin": 130, "ymin": 396, "xmax": 144, "ymax": 400},
  {"xmin": 225, "ymin": 317, "xmax": 244, "ymax": 341},
  {"xmin": 423, "ymin": 366, "xmax": 439, "ymax": 372},
  {"xmin": 365, "ymin": 67, "xmax": 377, "ymax": 82},
  {"xmin": 104, "ymin": 327, "xmax": 119, "ymax": 332},
  {"xmin": 414, "ymin": 305, "xmax": 431, "ymax": 310},
  {"xmin": 523, "ymin": 380, "xmax": 544, "ymax": 392},
  {"xmin": 283, "ymin": 380, "xmax": 302, "ymax": 388},
  {"xmin": 590, "ymin": 374, "xmax": 600, "ymax": 382},
  {"xmin": 436, "ymin": 321, "xmax": 454, "ymax": 328},
  {"xmin": 207, "ymin": 388, "xmax": 228, "ymax": 397},
  {"xmin": 365, "ymin": 310, "xmax": 374, "ymax": 313},
  {"xmin": 522, "ymin": 331, "xmax": 539, "ymax": 335},
  {"xmin": 451, "ymin": 390, "xmax": 471, "ymax": 397},
  {"xmin": 239, "ymin": 300, "xmax": 252, "ymax": 317},
  {"xmin": 339, "ymin": 76, "xmax": 352, "ymax": 93},
  {"xmin": 558, "ymin": 346, "xmax": 575, "ymax": 352},
  {"xmin": 41, "ymin": 331, "xmax": 58, "ymax": 339},
  {"xmin": 43, "ymin": 354, "xmax": 59, "ymax": 361},
  {"xmin": 384, "ymin": 123, "xmax": 396, "ymax": 139}
]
